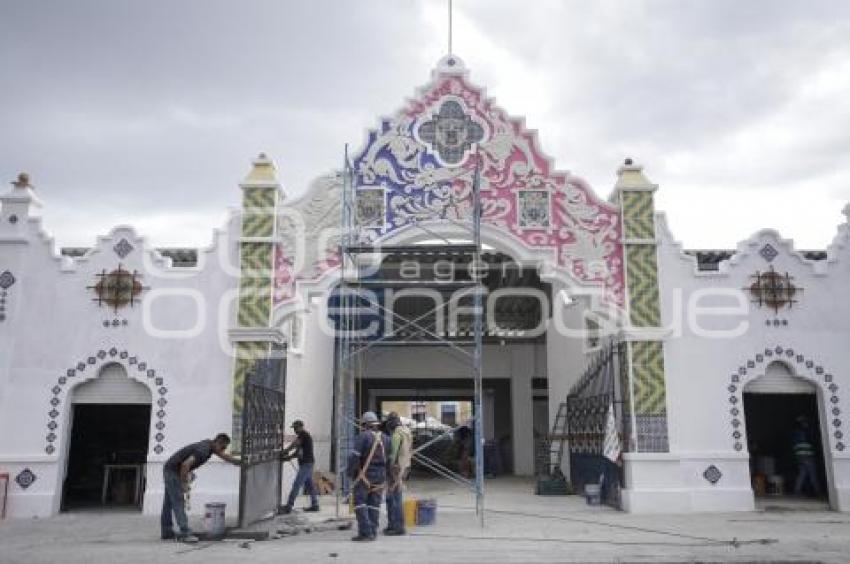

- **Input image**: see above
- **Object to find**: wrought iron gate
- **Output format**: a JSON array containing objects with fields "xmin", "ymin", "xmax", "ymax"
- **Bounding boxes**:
[
  {"xmin": 567, "ymin": 341, "xmax": 628, "ymax": 508},
  {"xmin": 238, "ymin": 354, "xmax": 286, "ymax": 527}
]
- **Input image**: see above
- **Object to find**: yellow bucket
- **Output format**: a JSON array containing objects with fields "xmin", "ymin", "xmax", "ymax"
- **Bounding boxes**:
[{"xmin": 403, "ymin": 498, "xmax": 418, "ymax": 528}]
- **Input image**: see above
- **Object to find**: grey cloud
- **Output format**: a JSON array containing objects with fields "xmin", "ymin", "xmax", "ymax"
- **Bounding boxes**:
[{"xmin": 1, "ymin": 0, "xmax": 848, "ymax": 249}]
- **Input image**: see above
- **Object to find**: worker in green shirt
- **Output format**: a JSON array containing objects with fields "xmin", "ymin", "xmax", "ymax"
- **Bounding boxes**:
[{"xmin": 384, "ymin": 412, "xmax": 412, "ymax": 535}]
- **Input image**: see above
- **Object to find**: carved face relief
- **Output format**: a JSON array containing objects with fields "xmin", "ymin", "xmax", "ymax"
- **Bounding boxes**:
[
  {"xmin": 518, "ymin": 190, "xmax": 550, "ymax": 228},
  {"xmin": 356, "ymin": 189, "xmax": 385, "ymax": 227},
  {"xmin": 417, "ymin": 100, "xmax": 484, "ymax": 165}
]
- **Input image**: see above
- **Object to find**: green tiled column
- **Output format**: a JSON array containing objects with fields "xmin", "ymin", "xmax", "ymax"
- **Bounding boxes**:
[
  {"xmin": 615, "ymin": 161, "xmax": 669, "ymax": 452},
  {"xmin": 231, "ymin": 154, "xmax": 282, "ymax": 450}
]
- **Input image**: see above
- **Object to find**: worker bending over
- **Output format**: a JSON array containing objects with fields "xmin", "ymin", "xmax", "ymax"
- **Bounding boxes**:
[{"xmin": 161, "ymin": 433, "xmax": 240, "ymax": 543}]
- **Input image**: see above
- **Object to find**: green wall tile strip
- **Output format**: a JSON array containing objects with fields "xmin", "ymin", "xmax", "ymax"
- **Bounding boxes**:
[
  {"xmin": 630, "ymin": 340, "xmax": 666, "ymax": 416},
  {"xmin": 626, "ymin": 245, "xmax": 661, "ymax": 327},
  {"xmin": 621, "ymin": 188, "xmax": 669, "ymax": 451},
  {"xmin": 231, "ymin": 340, "xmax": 270, "ymax": 452},
  {"xmin": 622, "ymin": 191, "xmax": 655, "ymax": 240},
  {"xmin": 237, "ymin": 243, "xmax": 273, "ymax": 327},
  {"xmin": 241, "ymin": 187, "xmax": 276, "ymax": 238},
  {"xmin": 232, "ymin": 185, "xmax": 278, "ymax": 450}
]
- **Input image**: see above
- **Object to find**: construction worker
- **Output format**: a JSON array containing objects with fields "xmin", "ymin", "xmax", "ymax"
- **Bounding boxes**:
[
  {"xmin": 347, "ymin": 411, "xmax": 390, "ymax": 541},
  {"xmin": 384, "ymin": 412, "xmax": 412, "ymax": 535},
  {"xmin": 792, "ymin": 416, "xmax": 822, "ymax": 497},
  {"xmin": 280, "ymin": 420, "xmax": 320, "ymax": 514},
  {"xmin": 161, "ymin": 433, "xmax": 240, "ymax": 543}
]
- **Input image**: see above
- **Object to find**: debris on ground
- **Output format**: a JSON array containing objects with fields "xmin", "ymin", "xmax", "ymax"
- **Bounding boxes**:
[{"xmin": 312, "ymin": 471, "xmax": 336, "ymax": 495}]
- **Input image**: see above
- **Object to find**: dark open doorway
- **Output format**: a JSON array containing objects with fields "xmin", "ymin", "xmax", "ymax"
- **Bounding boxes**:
[
  {"xmin": 744, "ymin": 392, "xmax": 827, "ymax": 500},
  {"xmin": 62, "ymin": 404, "xmax": 151, "ymax": 510}
]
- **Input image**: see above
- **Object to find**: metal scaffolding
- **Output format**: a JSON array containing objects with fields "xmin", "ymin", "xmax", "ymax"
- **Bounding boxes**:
[{"xmin": 333, "ymin": 146, "xmax": 486, "ymax": 526}]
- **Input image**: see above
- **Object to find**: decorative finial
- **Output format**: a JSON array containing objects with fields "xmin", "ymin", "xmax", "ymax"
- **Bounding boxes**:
[
  {"xmin": 12, "ymin": 172, "xmax": 31, "ymax": 189},
  {"xmin": 243, "ymin": 152, "xmax": 279, "ymax": 184}
]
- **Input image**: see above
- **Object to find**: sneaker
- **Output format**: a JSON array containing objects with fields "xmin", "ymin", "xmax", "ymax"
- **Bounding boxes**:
[
  {"xmin": 384, "ymin": 528, "xmax": 406, "ymax": 536},
  {"xmin": 303, "ymin": 505, "xmax": 320, "ymax": 512},
  {"xmin": 351, "ymin": 535, "xmax": 376, "ymax": 542},
  {"xmin": 179, "ymin": 534, "xmax": 200, "ymax": 544}
]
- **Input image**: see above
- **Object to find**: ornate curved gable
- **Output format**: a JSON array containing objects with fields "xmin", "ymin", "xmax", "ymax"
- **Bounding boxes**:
[{"xmin": 274, "ymin": 56, "xmax": 624, "ymax": 306}]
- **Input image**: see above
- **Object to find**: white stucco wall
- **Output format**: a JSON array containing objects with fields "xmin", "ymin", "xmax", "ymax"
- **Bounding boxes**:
[
  {"xmin": 545, "ymin": 281, "xmax": 592, "ymax": 479},
  {"xmin": 654, "ymin": 209, "xmax": 850, "ymax": 512},
  {"xmin": 0, "ymin": 193, "xmax": 244, "ymax": 518},
  {"xmin": 280, "ymin": 303, "xmax": 336, "ymax": 498},
  {"xmin": 3, "ymin": 178, "xmax": 849, "ymax": 517}
]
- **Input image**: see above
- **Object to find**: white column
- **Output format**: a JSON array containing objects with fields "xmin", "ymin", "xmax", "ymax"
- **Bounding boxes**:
[{"xmin": 510, "ymin": 344, "xmax": 535, "ymax": 475}]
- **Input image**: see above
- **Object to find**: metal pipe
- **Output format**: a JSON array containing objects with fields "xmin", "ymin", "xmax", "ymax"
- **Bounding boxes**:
[{"xmin": 472, "ymin": 155, "xmax": 485, "ymax": 527}]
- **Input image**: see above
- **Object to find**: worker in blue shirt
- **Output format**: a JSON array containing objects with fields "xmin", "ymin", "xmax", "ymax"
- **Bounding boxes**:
[{"xmin": 347, "ymin": 411, "xmax": 391, "ymax": 541}]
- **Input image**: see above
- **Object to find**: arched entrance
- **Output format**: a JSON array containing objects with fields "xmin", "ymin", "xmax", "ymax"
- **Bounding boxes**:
[
  {"xmin": 743, "ymin": 360, "xmax": 829, "ymax": 506},
  {"xmin": 61, "ymin": 363, "xmax": 152, "ymax": 510},
  {"xmin": 328, "ymin": 247, "xmax": 553, "ymax": 478}
]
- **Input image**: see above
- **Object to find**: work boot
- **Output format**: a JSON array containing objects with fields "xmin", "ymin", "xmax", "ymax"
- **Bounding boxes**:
[
  {"xmin": 303, "ymin": 505, "xmax": 320, "ymax": 512},
  {"xmin": 351, "ymin": 535, "xmax": 376, "ymax": 542},
  {"xmin": 384, "ymin": 528, "xmax": 406, "ymax": 536}
]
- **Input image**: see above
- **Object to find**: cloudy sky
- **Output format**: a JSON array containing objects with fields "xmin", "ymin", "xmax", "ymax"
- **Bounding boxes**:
[{"xmin": 2, "ymin": 0, "xmax": 849, "ymax": 250}]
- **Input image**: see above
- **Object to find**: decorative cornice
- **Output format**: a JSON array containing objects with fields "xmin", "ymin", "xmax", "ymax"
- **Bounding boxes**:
[
  {"xmin": 618, "ymin": 326, "xmax": 672, "ymax": 341},
  {"xmin": 228, "ymin": 326, "xmax": 287, "ymax": 343}
]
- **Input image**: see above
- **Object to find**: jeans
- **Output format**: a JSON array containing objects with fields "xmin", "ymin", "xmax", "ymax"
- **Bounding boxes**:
[
  {"xmin": 161, "ymin": 468, "xmax": 190, "ymax": 537},
  {"xmin": 353, "ymin": 467, "xmax": 385, "ymax": 538},
  {"xmin": 385, "ymin": 482, "xmax": 405, "ymax": 531},
  {"xmin": 794, "ymin": 457, "xmax": 822, "ymax": 497},
  {"xmin": 286, "ymin": 462, "xmax": 318, "ymax": 508}
]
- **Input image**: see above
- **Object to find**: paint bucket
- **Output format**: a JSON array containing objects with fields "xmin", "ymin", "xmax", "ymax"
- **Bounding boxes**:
[
  {"xmin": 204, "ymin": 502, "xmax": 226, "ymax": 538},
  {"xmin": 584, "ymin": 484, "xmax": 601, "ymax": 506},
  {"xmin": 403, "ymin": 498, "xmax": 418, "ymax": 528},
  {"xmin": 416, "ymin": 498, "xmax": 437, "ymax": 526}
]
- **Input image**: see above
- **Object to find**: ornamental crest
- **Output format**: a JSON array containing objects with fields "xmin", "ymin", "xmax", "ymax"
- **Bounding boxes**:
[
  {"xmin": 416, "ymin": 99, "xmax": 485, "ymax": 166},
  {"xmin": 273, "ymin": 59, "xmax": 625, "ymax": 307}
]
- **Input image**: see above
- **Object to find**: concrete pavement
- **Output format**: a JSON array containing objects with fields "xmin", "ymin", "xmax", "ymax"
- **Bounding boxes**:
[{"xmin": 0, "ymin": 478, "xmax": 846, "ymax": 563}]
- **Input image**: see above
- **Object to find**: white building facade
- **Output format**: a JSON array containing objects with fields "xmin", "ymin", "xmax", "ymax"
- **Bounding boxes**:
[{"xmin": 1, "ymin": 56, "xmax": 848, "ymax": 518}]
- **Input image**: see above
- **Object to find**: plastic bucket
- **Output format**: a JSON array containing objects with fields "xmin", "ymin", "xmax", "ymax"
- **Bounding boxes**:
[
  {"xmin": 416, "ymin": 498, "xmax": 437, "ymax": 526},
  {"xmin": 204, "ymin": 502, "xmax": 226, "ymax": 538},
  {"xmin": 584, "ymin": 484, "xmax": 601, "ymax": 506},
  {"xmin": 403, "ymin": 498, "xmax": 418, "ymax": 528}
]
